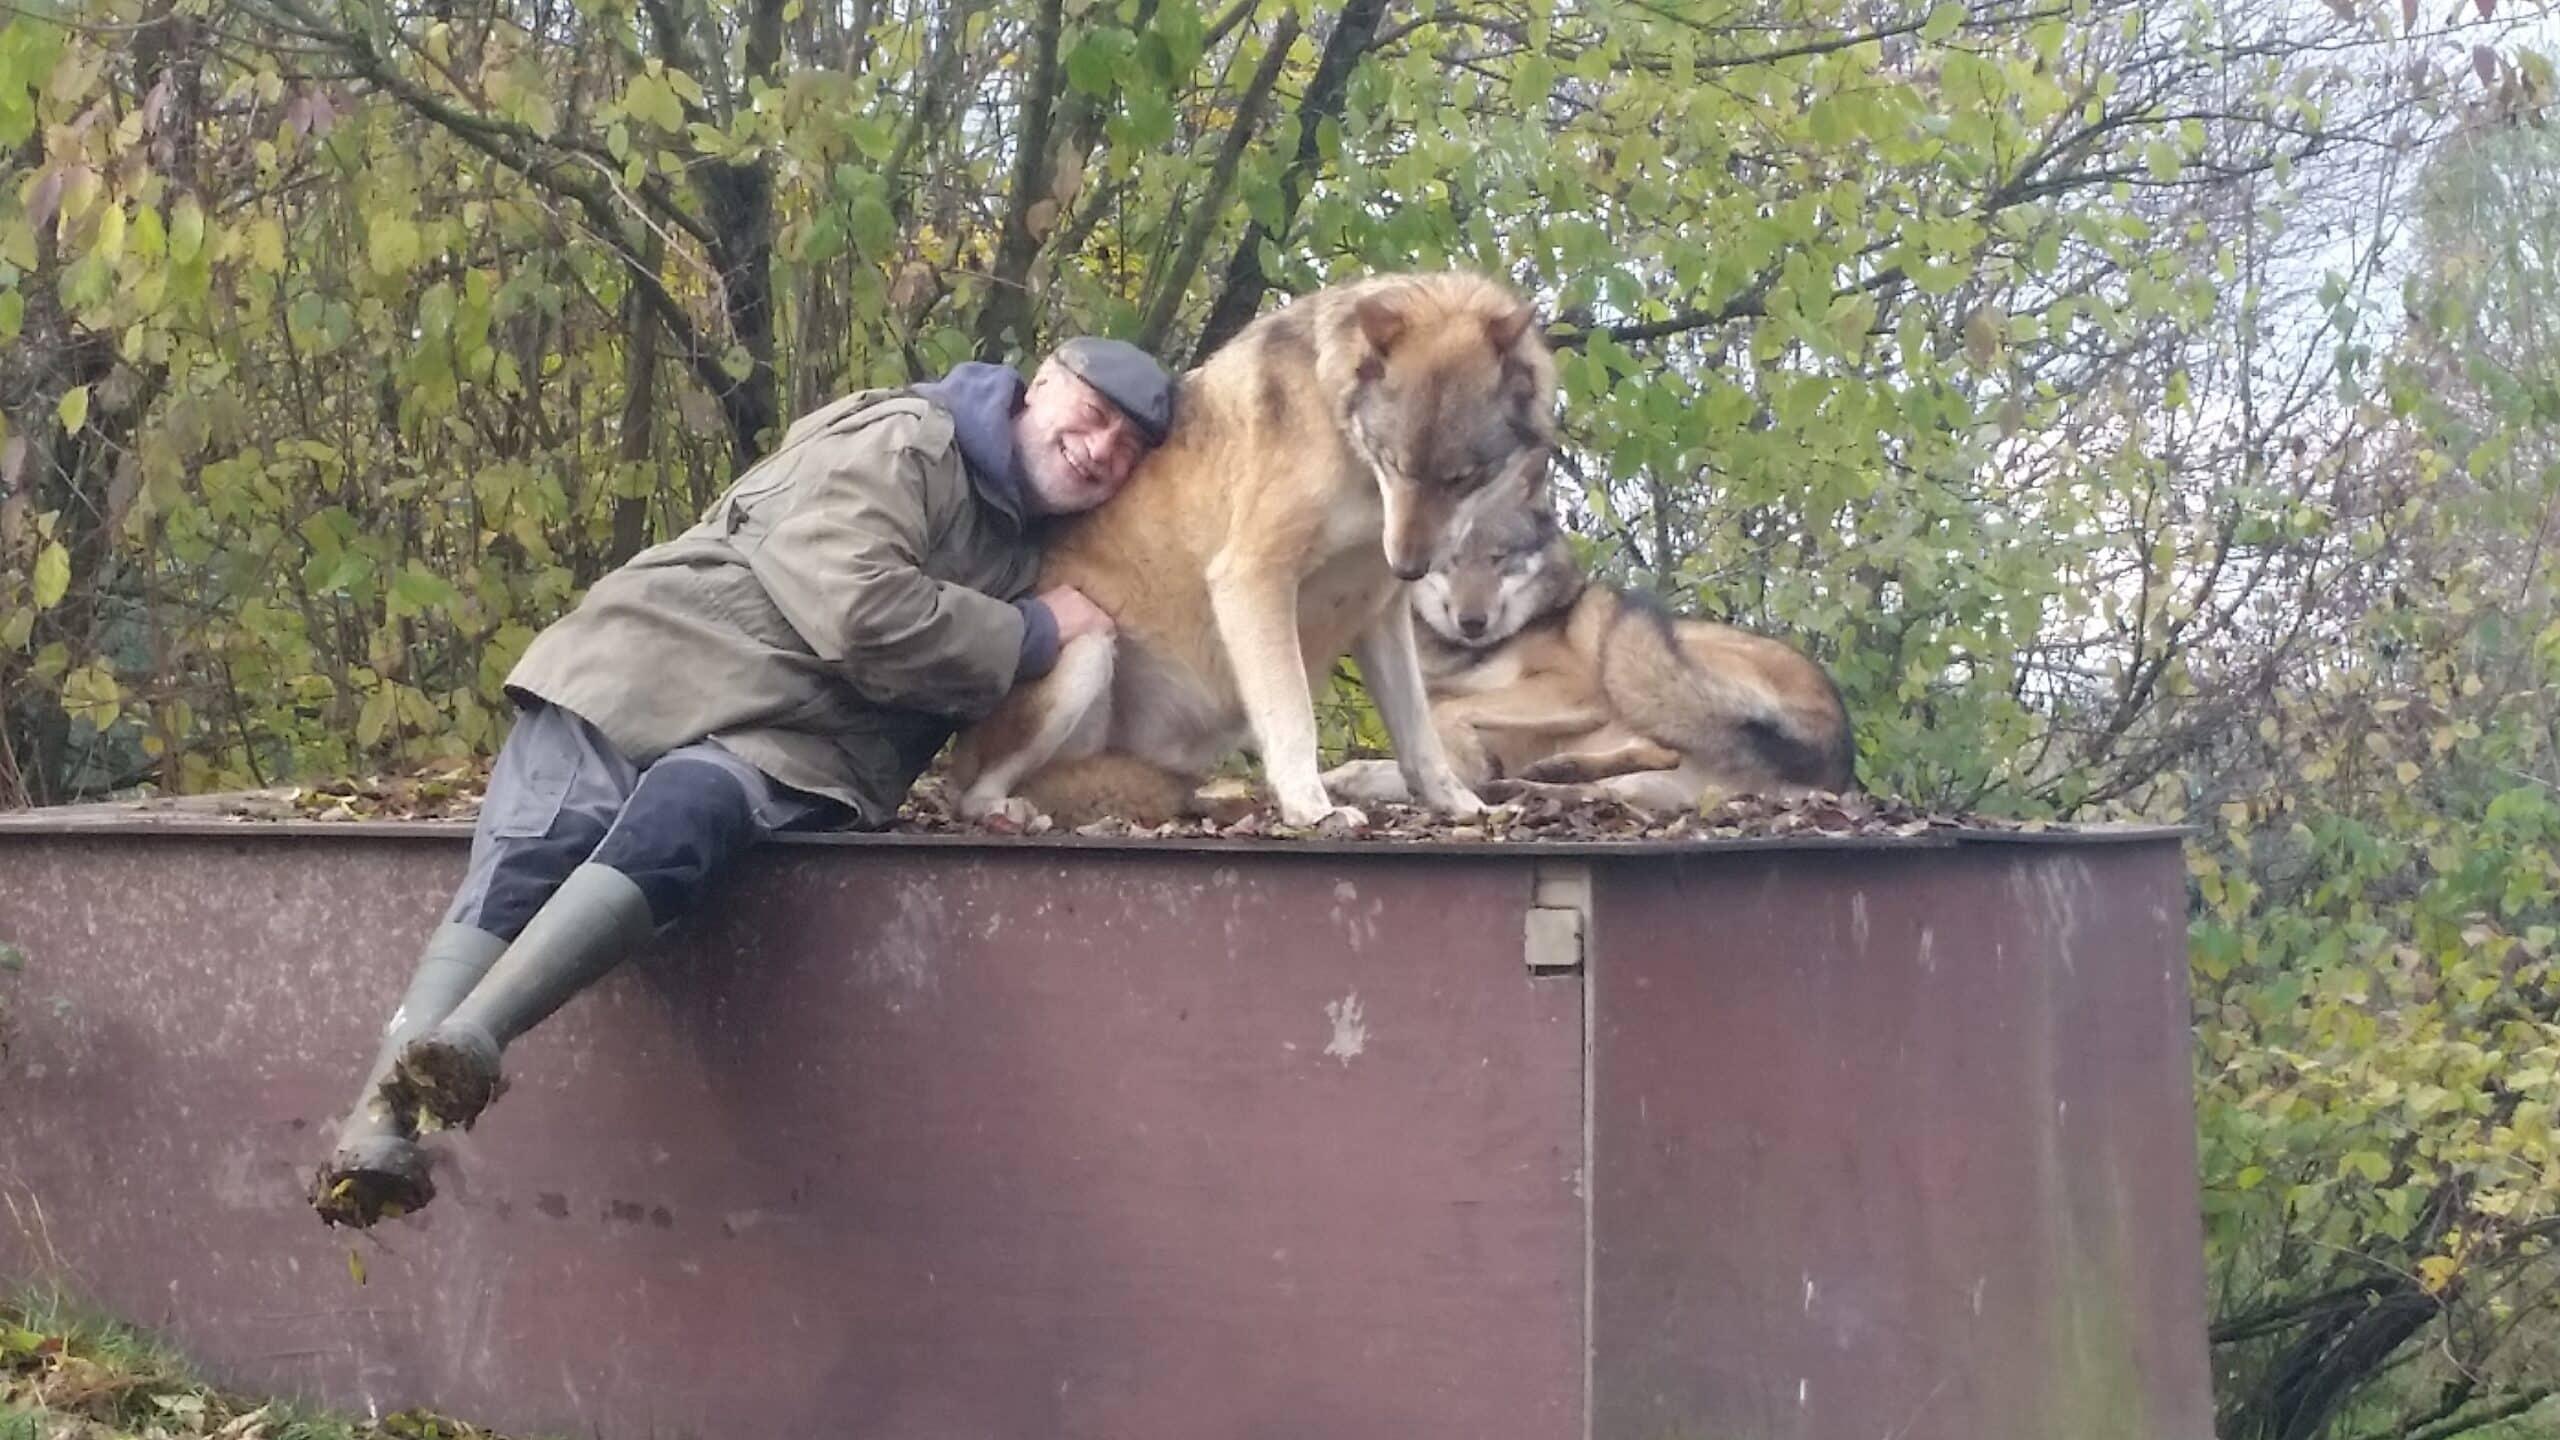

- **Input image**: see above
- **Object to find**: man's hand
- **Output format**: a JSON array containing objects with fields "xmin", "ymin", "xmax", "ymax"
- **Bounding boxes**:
[{"xmin": 1038, "ymin": 585, "xmax": 1116, "ymax": 643}]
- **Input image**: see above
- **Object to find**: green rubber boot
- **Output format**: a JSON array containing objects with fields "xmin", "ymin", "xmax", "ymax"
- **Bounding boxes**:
[
  {"xmin": 385, "ymin": 864, "xmax": 656, "ymax": 1133},
  {"xmin": 310, "ymin": 922, "xmax": 507, "ymax": 1228}
]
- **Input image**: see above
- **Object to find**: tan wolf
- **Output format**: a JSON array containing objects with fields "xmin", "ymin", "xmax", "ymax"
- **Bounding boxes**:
[
  {"xmin": 946, "ymin": 271, "xmax": 1559, "ymax": 827},
  {"xmin": 1320, "ymin": 495, "xmax": 1856, "ymax": 813}
]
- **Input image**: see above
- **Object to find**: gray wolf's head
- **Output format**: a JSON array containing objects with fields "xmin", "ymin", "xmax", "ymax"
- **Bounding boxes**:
[{"xmin": 1412, "ymin": 489, "xmax": 1585, "ymax": 648}]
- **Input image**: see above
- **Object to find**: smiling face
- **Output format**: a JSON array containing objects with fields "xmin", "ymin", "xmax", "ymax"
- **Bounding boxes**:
[{"xmin": 1014, "ymin": 361, "xmax": 1153, "ymax": 516}]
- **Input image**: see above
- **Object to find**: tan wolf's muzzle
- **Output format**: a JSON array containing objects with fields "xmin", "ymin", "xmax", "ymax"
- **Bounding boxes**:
[{"xmin": 1380, "ymin": 485, "xmax": 1441, "ymax": 582}]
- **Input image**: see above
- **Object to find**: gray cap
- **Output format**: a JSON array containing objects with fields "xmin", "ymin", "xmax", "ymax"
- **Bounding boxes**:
[{"xmin": 1052, "ymin": 336, "xmax": 1175, "ymax": 446}]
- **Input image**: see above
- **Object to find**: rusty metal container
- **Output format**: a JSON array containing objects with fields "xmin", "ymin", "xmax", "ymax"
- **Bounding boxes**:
[{"xmin": 0, "ymin": 813, "xmax": 2209, "ymax": 1438}]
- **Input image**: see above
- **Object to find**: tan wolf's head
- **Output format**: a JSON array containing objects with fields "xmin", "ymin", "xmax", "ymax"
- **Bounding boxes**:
[
  {"xmin": 1323, "ymin": 274, "xmax": 1558, "ymax": 581},
  {"xmin": 1413, "ymin": 493, "xmax": 1587, "ymax": 648}
]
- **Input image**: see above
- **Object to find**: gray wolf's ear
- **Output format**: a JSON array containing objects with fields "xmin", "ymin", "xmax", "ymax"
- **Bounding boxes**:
[
  {"xmin": 1517, "ymin": 447, "xmax": 1556, "ymax": 511},
  {"xmin": 1486, "ymin": 301, "xmax": 1535, "ymax": 355},
  {"xmin": 1476, "ymin": 446, "xmax": 1553, "ymax": 517}
]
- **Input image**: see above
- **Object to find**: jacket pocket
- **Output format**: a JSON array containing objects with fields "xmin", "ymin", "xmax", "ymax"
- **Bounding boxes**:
[{"xmin": 486, "ymin": 716, "xmax": 587, "ymax": 840}]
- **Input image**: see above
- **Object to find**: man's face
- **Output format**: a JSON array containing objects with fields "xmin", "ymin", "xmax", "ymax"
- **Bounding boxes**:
[{"xmin": 1015, "ymin": 361, "xmax": 1151, "ymax": 516}]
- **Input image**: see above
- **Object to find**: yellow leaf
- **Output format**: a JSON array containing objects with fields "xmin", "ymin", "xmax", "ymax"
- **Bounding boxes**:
[
  {"xmin": 347, "ymin": 1248, "xmax": 366, "ymax": 1286},
  {"xmin": 90, "ymin": 201, "xmax": 124, "ymax": 266},
  {"xmin": 2395, "ymin": 760, "xmax": 2421, "ymax": 785},
  {"xmin": 367, "ymin": 215, "xmax": 421, "ymax": 276},
  {"xmin": 1963, "ymin": 303, "xmax": 2004, "ymax": 368},
  {"xmin": 58, "ymin": 165, "xmax": 100, "ymax": 225},
  {"xmin": 170, "ymin": 193, "xmax": 206, "ymax": 263},
  {"xmin": 32, "ymin": 541, "xmax": 68, "ymax": 609},
  {"xmin": 356, "ymin": 684, "xmax": 397, "ymax": 747},
  {"xmin": 58, "ymin": 384, "xmax": 89, "ymax": 433},
  {"xmin": 2418, "ymin": 1254, "xmax": 2459, "ymax": 1295},
  {"xmin": 61, "ymin": 661, "xmax": 121, "ymax": 729},
  {"xmin": 249, "ymin": 217, "xmax": 285, "ymax": 273}
]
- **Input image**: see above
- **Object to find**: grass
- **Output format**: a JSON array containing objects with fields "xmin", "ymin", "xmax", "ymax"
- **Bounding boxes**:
[{"xmin": 0, "ymin": 1288, "xmax": 520, "ymax": 1440}]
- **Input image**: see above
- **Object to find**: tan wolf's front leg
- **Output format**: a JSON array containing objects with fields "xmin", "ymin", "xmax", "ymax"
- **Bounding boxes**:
[
  {"xmin": 1352, "ymin": 605, "xmax": 1484, "ymax": 819},
  {"xmin": 1208, "ymin": 559, "xmax": 1356, "ymax": 828}
]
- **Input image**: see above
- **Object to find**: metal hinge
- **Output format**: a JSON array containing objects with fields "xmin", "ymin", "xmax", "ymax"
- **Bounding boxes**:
[{"xmin": 1524, "ymin": 861, "xmax": 1591, "ymax": 974}]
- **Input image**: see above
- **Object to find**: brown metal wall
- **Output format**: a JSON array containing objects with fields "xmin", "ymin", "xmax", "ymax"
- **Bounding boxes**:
[
  {"xmin": 1590, "ymin": 841, "xmax": 2214, "ymax": 1440},
  {"xmin": 0, "ymin": 832, "xmax": 1584, "ymax": 1439},
  {"xmin": 0, "ymin": 824, "xmax": 2209, "ymax": 1439}
]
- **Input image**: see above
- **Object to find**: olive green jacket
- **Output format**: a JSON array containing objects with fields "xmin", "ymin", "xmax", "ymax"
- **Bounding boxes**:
[{"xmin": 505, "ymin": 389, "xmax": 1042, "ymax": 824}]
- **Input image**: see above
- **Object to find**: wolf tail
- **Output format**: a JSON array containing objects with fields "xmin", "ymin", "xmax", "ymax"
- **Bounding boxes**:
[{"xmin": 1600, "ymin": 593, "xmax": 1858, "ymax": 792}]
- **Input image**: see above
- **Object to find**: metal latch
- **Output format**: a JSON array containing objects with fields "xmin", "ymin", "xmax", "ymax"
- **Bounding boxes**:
[{"xmin": 1524, "ymin": 861, "xmax": 1591, "ymax": 974}]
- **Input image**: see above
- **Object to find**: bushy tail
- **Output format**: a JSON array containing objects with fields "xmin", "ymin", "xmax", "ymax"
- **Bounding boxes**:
[
  {"xmin": 1599, "ymin": 595, "xmax": 1856, "ymax": 791},
  {"xmin": 1022, "ymin": 754, "xmax": 1203, "ymax": 828}
]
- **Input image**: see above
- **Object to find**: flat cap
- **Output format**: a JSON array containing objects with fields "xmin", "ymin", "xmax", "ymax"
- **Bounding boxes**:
[{"xmin": 1052, "ymin": 336, "xmax": 1175, "ymax": 446}]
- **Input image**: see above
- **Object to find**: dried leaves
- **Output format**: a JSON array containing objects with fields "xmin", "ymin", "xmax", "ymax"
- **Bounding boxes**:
[
  {"xmin": 280, "ymin": 763, "xmax": 489, "ymax": 823},
  {"xmin": 195, "ymin": 760, "xmax": 2057, "ymax": 846},
  {"xmin": 893, "ymin": 778, "xmax": 2051, "ymax": 846}
]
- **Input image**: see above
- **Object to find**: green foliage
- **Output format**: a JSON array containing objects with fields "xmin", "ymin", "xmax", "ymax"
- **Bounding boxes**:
[{"xmin": 2195, "ymin": 121, "xmax": 2560, "ymax": 1439}]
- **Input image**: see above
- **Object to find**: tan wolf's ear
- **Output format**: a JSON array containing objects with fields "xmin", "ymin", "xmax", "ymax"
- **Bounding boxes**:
[
  {"xmin": 1486, "ymin": 300, "xmax": 1535, "ymax": 354},
  {"xmin": 1356, "ymin": 293, "xmax": 1410, "ymax": 353}
]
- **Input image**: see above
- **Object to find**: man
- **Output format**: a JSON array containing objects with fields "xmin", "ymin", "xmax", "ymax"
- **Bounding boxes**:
[{"xmin": 312, "ymin": 338, "xmax": 1175, "ymax": 1228}]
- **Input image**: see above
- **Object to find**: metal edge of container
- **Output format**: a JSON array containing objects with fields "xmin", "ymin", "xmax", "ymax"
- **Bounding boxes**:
[{"xmin": 0, "ymin": 804, "xmax": 2193, "ymax": 857}]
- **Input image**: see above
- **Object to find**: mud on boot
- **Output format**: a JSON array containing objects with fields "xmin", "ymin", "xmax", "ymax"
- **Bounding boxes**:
[
  {"xmin": 311, "ymin": 1132, "xmax": 436, "ymax": 1229},
  {"xmin": 310, "ymin": 922, "xmax": 508, "ymax": 1228},
  {"xmin": 386, "ymin": 1020, "xmax": 508, "ymax": 1132},
  {"xmin": 372, "ymin": 863, "xmax": 656, "ymax": 1135}
]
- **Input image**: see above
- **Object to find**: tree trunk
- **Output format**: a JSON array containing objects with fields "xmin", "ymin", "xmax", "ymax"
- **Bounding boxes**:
[
  {"xmin": 974, "ymin": 0, "xmax": 1066, "ymax": 361},
  {"xmin": 1191, "ymin": 0, "xmax": 1392, "ymax": 365}
]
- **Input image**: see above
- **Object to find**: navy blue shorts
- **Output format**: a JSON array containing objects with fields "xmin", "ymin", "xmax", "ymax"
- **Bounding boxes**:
[{"xmin": 444, "ymin": 702, "xmax": 846, "ymax": 937}]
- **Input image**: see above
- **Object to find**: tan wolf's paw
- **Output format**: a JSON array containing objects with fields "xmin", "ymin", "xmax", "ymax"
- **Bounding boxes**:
[
  {"xmin": 960, "ymin": 791, "xmax": 1043, "ymax": 828},
  {"xmin": 1407, "ymin": 764, "xmax": 1486, "ymax": 819},
  {"xmin": 1426, "ymin": 784, "xmax": 1487, "ymax": 821},
  {"xmin": 1312, "ymin": 805, "xmax": 1370, "ymax": 836},
  {"xmin": 1277, "ymin": 792, "xmax": 1368, "ymax": 831}
]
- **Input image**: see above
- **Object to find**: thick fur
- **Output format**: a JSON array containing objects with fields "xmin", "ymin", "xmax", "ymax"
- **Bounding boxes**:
[
  {"xmin": 1322, "ymin": 499, "xmax": 1856, "ymax": 814},
  {"xmin": 946, "ymin": 272, "xmax": 1559, "ymax": 827}
]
